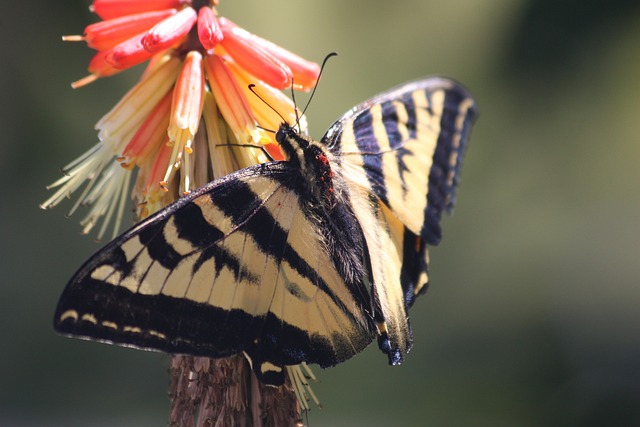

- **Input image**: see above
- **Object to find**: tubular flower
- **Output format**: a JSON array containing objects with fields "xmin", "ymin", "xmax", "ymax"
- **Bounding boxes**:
[
  {"xmin": 48, "ymin": 1, "xmax": 320, "ymax": 237},
  {"xmin": 44, "ymin": 0, "xmax": 322, "ymax": 423}
]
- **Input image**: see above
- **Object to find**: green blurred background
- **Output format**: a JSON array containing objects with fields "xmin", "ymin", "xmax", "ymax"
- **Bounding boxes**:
[{"xmin": 2, "ymin": 0, "xmax": 640, "ymax": 425}]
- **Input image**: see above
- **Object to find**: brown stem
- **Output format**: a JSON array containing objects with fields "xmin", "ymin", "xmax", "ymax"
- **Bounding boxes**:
[{"xmin": 168, "ymin": 354, "xmax": 303, "ymax": 427}]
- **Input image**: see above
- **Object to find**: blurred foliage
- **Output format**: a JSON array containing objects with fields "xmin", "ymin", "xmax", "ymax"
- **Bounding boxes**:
[
  {"xmin": 2, "ymin": 0, "xmax": 639, "ymax": 426},
  {"xmin": 505, "ymin": 0, "xmax": 640, "ymax": 79}
]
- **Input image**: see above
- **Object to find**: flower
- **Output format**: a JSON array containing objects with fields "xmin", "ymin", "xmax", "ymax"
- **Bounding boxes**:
[
  {"xmin": 46, "ymin": 0, "xmax": 320, "ymax": 239},
  {"xmin": 44, "ymin": 2, "xmax": 323, "ymax": 422}
]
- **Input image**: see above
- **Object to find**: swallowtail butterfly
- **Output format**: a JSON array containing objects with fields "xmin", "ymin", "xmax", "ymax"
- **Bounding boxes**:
[{"xmin": 55, "ymin": 77, "xmax": 477, "ymax": 385}]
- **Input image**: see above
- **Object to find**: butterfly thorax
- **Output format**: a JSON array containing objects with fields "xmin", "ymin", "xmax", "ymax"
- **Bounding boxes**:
[
  {"xmin": 276, "ymin": 123, "xmax": 337, "ymax": 209},
  {"xmin": 275, "ymin": 123, "xmax": 366, "ymax": 288}
]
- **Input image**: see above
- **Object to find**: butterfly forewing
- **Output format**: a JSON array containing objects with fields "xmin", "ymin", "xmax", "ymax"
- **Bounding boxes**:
[
  {"xmin": 55, "ymin": 162, "xmax": 375, "ymax": 385},
  {"xmin": 327, "ymin": 78, "xmax": 477, "ymax": 244}
]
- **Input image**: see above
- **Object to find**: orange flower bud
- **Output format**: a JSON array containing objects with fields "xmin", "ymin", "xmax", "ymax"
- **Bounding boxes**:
[
  {"xmin": 204, "ymin": 54, "xmax": 257, "ymax": 142},
  {"xmin": 219, "ymin": 17, "xmax": 319, "ymax": 90},
  {"xmin": 169, "ymin": 51, "xmax": 205, "ymax": 146},
  {"xmin": 91, "ymin": 0, "xmax": 191, "ymax": 20},
  {"xmin": 249, "ymin": 35, "xmax": 320, "ymax": 91},
  {"xmin": 219, "ymin": 18, "xmax": 292, "ymax": 89},
  {"xmin": 142, "ymin": 7, "xmax": 197, "ymax": 53},
  {"xmin": 197, "ymin": 6, "xmax": 223, "ymax": 50},
  {"xmin": 106, "ymin": 32, "xmax": 155, "ymax": 69},
  {"xmin": 83, "ymin": 9, "xmax": 177, "ymax": 51}
]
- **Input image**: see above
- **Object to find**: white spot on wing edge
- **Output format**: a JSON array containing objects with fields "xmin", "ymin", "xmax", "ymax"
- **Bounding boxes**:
[
  {"xmin": 101, "ymin": 320, "xmax": 118, "ymax": 330},
  {"xmin": 59, "ymin": 310, "xmax": 78, "ymax": 322},
  {"xmin": 260, "ymin": 361, "xmax": 283, "ymax": 374},
  {"xmin": 148, "ymin": 330, "xmax": 167, "ymax": 340},
  {"xmin": 81, "ymin": 313, "xmax": 98, "ymax": 324}
]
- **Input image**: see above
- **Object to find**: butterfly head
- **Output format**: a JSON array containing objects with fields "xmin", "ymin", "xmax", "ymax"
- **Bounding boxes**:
[
  {"xmin": 275, "ymin": 122, "xmax": 311, "ymax": 160},
  {"xmin": 274, "ymin": 121, "xmax": 339, "ymax": 211}
]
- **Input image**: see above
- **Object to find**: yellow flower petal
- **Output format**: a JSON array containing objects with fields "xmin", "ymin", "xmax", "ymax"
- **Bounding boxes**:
[
  {"xmin": 169, "ymin": 50, "xmax": 205, "ymax": 146},
  {"xmin": 96, "ymin": 54, "xmax": 181, "ymax": 153}
]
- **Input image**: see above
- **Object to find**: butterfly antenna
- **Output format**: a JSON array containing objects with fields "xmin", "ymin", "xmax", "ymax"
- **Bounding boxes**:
[
  {"xmin": 256, "ymin": 124, "xmax": 275, "ymax": 134},
  {"xmin": 216, "ymin": 142, "xmax": 275, "ymax": 161},
  {"xmin": 290, "ymin": 81, "xmax": 301, "ymax": 131},
  {"xmin": 297, "ymin": 52, "xmax": 338, "ymax": 126},
  {"xmin": 248, "ymin": 84, "xmax": 287, "ymax": 125}
]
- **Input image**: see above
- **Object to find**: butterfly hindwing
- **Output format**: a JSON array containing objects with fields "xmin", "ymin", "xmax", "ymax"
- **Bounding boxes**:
[
  {"xmin": 323, "ymin": 77, "xmax": 477, "ymax": 364},
  {"xmin": 55, "ymin": 162, "xmax": 376, "ymax": 385}
]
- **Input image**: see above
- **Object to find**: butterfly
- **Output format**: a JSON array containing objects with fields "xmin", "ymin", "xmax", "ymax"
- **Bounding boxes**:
[{"xmin": 54, "ymin": 77, "xmax": 477, "ymax": 385}]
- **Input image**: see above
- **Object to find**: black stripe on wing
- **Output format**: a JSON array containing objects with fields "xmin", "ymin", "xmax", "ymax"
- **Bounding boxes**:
[
  {"xmin": 350, "ymin": 108, "xmax": 390, "ymax": 206},
  {"xmin": 422, "ymin": 84, "xmax": 477, "ymax": 244}
]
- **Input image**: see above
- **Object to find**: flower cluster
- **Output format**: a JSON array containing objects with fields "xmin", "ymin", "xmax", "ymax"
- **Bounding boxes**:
[{"xmin": 42, "ymin": 0, "xmax": 320, "ymax": 240}]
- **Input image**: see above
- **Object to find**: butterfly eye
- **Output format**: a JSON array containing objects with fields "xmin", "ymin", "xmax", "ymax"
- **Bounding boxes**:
[{"xmin": 275, "ymin": 128, "xmax": 286, "ymax": 143}]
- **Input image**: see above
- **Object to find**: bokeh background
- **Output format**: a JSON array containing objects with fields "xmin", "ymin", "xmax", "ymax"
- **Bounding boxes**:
[{"xmin": 2, "ymin": 0, "xmax": 640, "ymax": 426}]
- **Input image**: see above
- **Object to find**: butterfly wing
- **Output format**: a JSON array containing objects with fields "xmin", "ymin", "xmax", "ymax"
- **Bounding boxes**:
[
  {"xmin": 324, "ymin": 77, "xmax": 478, "ymax": 364},
  {"xmin": 55, "ymin": 162, "xmax": 376, "ymax": 385}
]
